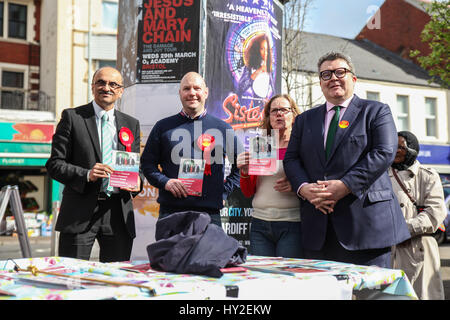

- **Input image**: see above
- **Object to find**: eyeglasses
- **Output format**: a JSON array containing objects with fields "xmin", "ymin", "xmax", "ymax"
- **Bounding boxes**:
[
  {"xmin": 270, "ymin": 108, "xmax": 291, "ymax": 115},
  {"xmin": 319, "ymin": 68, "xmax": 354, "ymax": 81},
  {"xmin": 94, "ymin": 80, "xmax": 123, "ymax": 90}
]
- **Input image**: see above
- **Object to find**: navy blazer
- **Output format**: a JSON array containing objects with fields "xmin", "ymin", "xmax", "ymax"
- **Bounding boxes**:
[{"xmin": 283, "ymin": 95, "xmax": 410, "ymax": 251}]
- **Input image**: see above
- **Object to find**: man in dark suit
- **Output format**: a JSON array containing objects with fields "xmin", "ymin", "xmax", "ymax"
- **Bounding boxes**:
[
  {"xmin": 46, "ymin": 67, "xmax": 142, "ymax": 262},
  {"xmin": 283, "ymin": 52, "xmax": 410, "ymax": 268}
]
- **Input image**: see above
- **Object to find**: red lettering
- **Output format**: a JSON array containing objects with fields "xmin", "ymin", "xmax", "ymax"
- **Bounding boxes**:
[
  {"xmin": 222, "ymin": 94, "xmax": 263, "ymax": 129},
  {"xmin": 144, "ymin": 0, "xmax": 193, "ymax": 8},
  {"xmin": 143, "ymin": 64, "xmax": 166, "ymax": 70},
  {"xmin": 144, "ymin": 19, "xmax": 156, "ymax": 32},
  {"xmin": 151, "ymin": 0, "xmax": 162, "ymax": 8},
  {"xmin": 239, "ymin": 105, "xmax": 246, "ymax": 122},
  {"xmin": 142, "ymin": 30, "xmax": 191, "ymax": 43},
  {"xmin": 156, "ymin": 19, "xmax": 167, "ymax": 31},
  {"xmin": 144, "ymin": 7, "xmax": 154, "ymax": 20},
  {"xmin": 166, "ymin": 19, "xmax": 177, "ymax": 31}
]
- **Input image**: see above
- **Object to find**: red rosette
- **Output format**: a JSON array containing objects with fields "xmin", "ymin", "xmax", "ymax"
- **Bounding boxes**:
[
  {"xmin": 119, "ymin": 127, "xmax": 134, "ymax": 152},
  {"xmin": 196, "ymin": 134, "xmax": 215, "ymax": 175}
]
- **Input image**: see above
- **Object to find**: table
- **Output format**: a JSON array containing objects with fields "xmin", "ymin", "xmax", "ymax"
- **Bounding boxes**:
[{"xmin": 0, "ymin": 256, "xmax": 417, "ymax": 300}]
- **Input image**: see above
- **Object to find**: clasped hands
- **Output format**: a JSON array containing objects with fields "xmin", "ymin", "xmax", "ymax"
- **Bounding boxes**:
[
  {"xmin": 89, "ymin": 163, "xmax": 141, "ymax": 192},
  {"xmin": 299, "ymin": 180, "xmax": 351, "ymax": 215}
]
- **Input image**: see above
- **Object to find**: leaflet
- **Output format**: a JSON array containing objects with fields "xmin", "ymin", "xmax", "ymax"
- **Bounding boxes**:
[
  {"xmin": 248, "ymin": 135, "xmax": 277, "ymax": 175},
  {"xmin": 178, "ymin": 158, "xmax": 205, "ymax": 196},
  {"xmin": 109, "ymin": 150, "xmax": 140, "ymax": 189}
]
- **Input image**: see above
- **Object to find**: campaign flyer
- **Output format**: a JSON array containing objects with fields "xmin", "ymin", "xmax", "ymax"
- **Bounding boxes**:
[
  {"xmin": 248, "ymin": 135, "xmax": 277, "ymax": 175},
  {"xmin": 178, "ymin": 158, "xmax": 205, "ymax": 196},
  {"xmin": 109, "ymin": 151, "xmax": 140, "ymax": 189}
]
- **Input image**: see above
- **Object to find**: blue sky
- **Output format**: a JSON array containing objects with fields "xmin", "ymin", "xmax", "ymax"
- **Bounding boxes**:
[{"xmin": 302, "ymin": 0, "xmax": 386, "ymax": 38}]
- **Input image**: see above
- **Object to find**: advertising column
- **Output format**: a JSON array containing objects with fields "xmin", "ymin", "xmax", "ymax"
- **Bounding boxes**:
[
  {"xmin": 137, "ymin": 0, "xmax": 200, "ymax": 83},
  {"xmin": 205, "ymin": 0, "xmax": 284, "ymax": 248},
  {"xmin": 117, "ymin": 0, "xmax": 202, "ymax": 260}
]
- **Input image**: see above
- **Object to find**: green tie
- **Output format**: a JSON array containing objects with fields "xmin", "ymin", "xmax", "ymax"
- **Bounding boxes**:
[{"xmin": 325, "ymin": 106, "xmax": 341, "ymax": 160}]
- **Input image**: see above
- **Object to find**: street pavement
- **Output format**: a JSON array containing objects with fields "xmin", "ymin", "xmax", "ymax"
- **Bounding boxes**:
[
  {"xmin": 1, "ymin": 236, "xmax": 450, "ymax": 299},
  {"xmin": 0, "ymin": 235, "xmax": 99, "ymax": 262}
]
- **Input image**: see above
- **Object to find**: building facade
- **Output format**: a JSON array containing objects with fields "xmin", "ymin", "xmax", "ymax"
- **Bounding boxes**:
[
  {"xmin": 40, "ymin": 0, "xmax": 118, "ymax": 117},
  {"xmin": 0, "ymin": 0, "xmax": 119, "ymax": 235},
  {"xmin": 0, "ymin": 0, "xmax": 56, "ymax": 226},
  {"xmin": 285, "ymin": 32, "xmax": 449, "ymax": 179},
  {"xmin": 356, "ymin": 0, "xmax": 431, "ymax": 63}
]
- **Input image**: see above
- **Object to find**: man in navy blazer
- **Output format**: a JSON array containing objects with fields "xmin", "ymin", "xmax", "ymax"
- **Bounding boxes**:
[{"xmin": 283, "ymin": 52, "xmax": 410, "ymax": 268}]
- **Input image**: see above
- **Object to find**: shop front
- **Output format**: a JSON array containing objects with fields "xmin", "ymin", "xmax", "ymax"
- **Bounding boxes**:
[
  {"xmin": 418, "ymin": 143, "xmax": 450, "ymax": 242},
  {"xmin": 0, "ymin": 122, "xmax": 58, "ymax": 237},
  {"xmin": 418, "ymin": 143, "xmax": 450, "ymax": 199}
]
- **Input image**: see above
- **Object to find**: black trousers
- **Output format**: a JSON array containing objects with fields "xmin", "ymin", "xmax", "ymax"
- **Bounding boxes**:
[
  {"xmin": 58, "ymin": 195, "xmax": 133, "ymax": 263},
  {"xmin": 304, "ymin": 219, "xmax": 391, "ymax": 268}
]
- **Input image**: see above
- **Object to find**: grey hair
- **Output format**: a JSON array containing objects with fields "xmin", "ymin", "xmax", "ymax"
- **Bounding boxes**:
[{"xmin": 317, "ymin": 51, "xmax": 356, "ymax": 75}]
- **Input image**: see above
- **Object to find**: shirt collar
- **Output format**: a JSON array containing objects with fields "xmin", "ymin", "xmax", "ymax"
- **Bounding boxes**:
[
  {"xmin": 405, "ymin": 160, "xmax": 420, "ymax": 176},
  {"xmin": 391, "ymin": 160, "xmax": 420, "ymax": 176},
  {"xmin": 180, "ymin": 108, "xmax": 207, "ymax": 120},
  {"xmin": 326, "ymin": 94, "xmax": 354, "ymax": 112},
  {"xmin": 92, "ymin": 100, "xmax": 115, "ymax": 121}
]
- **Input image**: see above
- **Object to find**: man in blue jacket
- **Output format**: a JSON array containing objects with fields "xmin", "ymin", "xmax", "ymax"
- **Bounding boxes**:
[
  {"xmin": 283, "ymin": 52, "xmax": 410, "ymax": 268},
  {"xmin": 141, "ymin": 72, "xmax": 242, "ymax": 226}
]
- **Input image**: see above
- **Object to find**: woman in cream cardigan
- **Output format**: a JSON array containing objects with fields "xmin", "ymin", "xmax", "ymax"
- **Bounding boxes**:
[{"xmin": 237, "ymin": 94, "xmax": 302, "ymax": 258}]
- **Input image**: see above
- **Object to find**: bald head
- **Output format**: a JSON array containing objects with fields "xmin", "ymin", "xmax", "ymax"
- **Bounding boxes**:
[
  {"xmin": 180, "ymin": 72, "xmax": 206, "ymax": 88},
  {"xmin": 179, "ymin": 72, "xmax": 209, "ymax": 118},
  {"xmin": 92, "ymin": 66, "xmax": 123, "ymax": 85}
]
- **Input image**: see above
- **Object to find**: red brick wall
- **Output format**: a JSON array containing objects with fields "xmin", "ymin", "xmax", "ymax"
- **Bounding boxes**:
[
  {"xmin": 356, "ymin": 0, "xmax": 431, "ymax": 62},
  {"xmin": 0, "ymin": 41, "xmax": 31, "ymax": 65},
  {"xmin": 0, "ymin": 41, "xmax": 39, "ymax": 66},
  {"xmin": 0, "ymin": 0, "xmax": 41, "ymax": 92}
]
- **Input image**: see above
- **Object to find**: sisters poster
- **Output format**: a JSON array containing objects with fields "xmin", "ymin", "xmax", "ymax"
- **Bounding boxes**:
[{"xmin": 205, "ymin": 0, "xmax": 283, "ymax": 130}]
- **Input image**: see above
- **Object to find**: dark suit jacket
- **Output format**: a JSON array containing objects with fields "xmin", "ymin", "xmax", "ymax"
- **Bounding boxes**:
[
  {"xmin": 284, "ymin": 95, "xmax": 410, "ymax": 251},
  {"xmin": 46, "ymin": 103, "xmax": 142, "ymax": 237}
]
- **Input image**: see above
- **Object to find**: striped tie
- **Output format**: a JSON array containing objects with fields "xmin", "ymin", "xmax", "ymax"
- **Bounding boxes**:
[
  {"xmin": 101, "ymin": 112, "xmax": 113, "ymax": 195},
  {"xmin": 325, "ymin": 106, "xmax": 341, "ymax": 160}
]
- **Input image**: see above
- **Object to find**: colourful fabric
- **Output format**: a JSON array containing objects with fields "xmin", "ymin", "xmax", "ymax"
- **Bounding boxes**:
[{"xmin": 0, "ymin": 256, "xmax": 417, "ymax": 300}]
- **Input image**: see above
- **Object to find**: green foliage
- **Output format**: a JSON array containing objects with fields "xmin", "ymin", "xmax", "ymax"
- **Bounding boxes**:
[{"xmin": 410, "ymin": 0, "xmax": 450, "ymax": 88}]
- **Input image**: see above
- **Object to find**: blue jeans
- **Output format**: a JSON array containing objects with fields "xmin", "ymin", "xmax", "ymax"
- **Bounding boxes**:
[{"xmin": 250, "ymin": 217, "xmax": 303, "ymax": 258}]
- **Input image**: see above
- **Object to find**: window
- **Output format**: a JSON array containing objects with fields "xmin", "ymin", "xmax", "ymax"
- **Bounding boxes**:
[
  {"xmin": 102, "ymin": 1, "xmax": 118, "ymax": 30},
  {"xmin": 1, "ymin": 70, "xmax": 25, "ymax": 110},
  {"xmin": 366, "ymin": 91, "xmax": 380, "ymax": 101},
  {"xmin": 0, "ymin": 2, "xmax": 4, "ymax": 37},
  {"xmin": 425, "ymin": 97, "xmax": 437, "ymax": 137},
  {"xmin": 8, "ymin": 3, "xmax": 26, "ymax": 39},
  {"xmin": 98, "ymin": 60, "xmax": 116, "ymax": 69},
  {"xmin": 396, "ymin": 95, "xmax": 409, "ymax": 131}
]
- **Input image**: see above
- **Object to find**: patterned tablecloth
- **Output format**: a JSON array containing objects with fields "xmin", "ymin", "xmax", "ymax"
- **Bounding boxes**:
[{"xmin": 0, "ymin": 256, "xmax": 417, "ymax": 300}]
